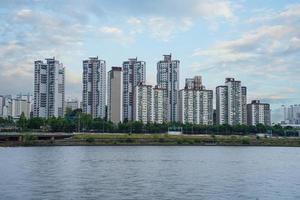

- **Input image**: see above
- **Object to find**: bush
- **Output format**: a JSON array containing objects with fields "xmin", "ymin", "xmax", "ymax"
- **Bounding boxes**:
[
  {"xmin": 242, "ymin": 137, "xmax": 250, "ymax": 145},
  {"xmin": 23, "ymin": 134, "xmax": 37, "ymax": 145},
  {"xmin": 86, "ymin": 137, "xmax": 95, "ymax": 143}
]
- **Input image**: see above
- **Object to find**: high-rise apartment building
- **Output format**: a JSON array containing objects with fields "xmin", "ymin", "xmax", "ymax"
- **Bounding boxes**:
[
  {"xmin": 178, "ymin": 76, "xmax": 213, "ymax": 125},
  {"xmin": 133, "ymin": 83, "xmax": 153, "ymax": 123},
  {"xmin": 153, "ymin": 86, "xmax": 166, "ymax": 124},
  {"xmin": 82, "ymin": 57, "xmax": 106, "ymax": 119},
  {"xmin": 247, "ymin": 100, "xmax": 271, "ymax": 126},
  {"xmin": 34, "ymin": 57, "xmax": 65, "ymax": 118},
  {"xmin": 216, "ymin": 78, "xmax": 247, "ymax": 125},
  {"xmin": 122, "ymin": 58, "xmax": 146, "ymax": 121},
  {"xmin": 157, "ymin": 54, "xmax": 179, "ymax": 122},
  {"xmin": 107, "ymin": 67, "xmax": 123, "ymax": 124}
]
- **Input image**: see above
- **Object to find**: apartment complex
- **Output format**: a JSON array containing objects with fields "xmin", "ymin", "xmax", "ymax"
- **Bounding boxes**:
[
  {"xmin": 28, "ymin": 55, "xmax": 273, "ymax": 126},
  {"xmin": 0, "ymin": 94, "xmax": 32, "ymax": 119},
  {"xmin": 282, "ymin": 104, "xmax": 300, "ymax": 124},
  {"xmin": 33, "ymin": 58, "xmax": 65, "ymax": 118},
  {"xmin": 82, "ymin": 57, "xmax": 106, "ymax": 119}
]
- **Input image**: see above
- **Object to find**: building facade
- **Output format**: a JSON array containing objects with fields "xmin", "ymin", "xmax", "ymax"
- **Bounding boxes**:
[
  {"xmin": 65, "ymin": 98, "xmax": 80, "ymax": 112},
  {"xmin": 133, "ymin": 83, "xmax": 153, "ymax": 123},
  {"xmin": 107, "ymin": 67, "xmax": 123, "ymax": 124},
  {"xmin": 157, "ymin": 54, "xmax": 179, "ymax": 122},
  {"xmin": 34, "ymin": 58, "xmax": 65, "ymax": 118},
  {"xmin": 178, "ymin": 76, "xmax": 213, "ymax": 125},
  {"xmin": 153, "ymin": 86, "xmax": 166, "ymax": 124},
  {"xmin": 122, "ymin": 58, "xmax": 146, "ymax": 121},
  {"xmin": 82, "ymin": 57, "xmax": 106, "ymax": 119},
  {"xmin": 216, "ymin": 78, "xmax": 247, "ymax": 125},
  {"xmin": 247, "ymin": 100, "xmax": 271, "ymax": 126}
]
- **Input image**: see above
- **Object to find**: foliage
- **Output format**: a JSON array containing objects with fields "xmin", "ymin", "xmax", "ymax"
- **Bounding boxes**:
[
  {"xmin": 1, "ymin": 109, "xmax": 299, "ymax": 136},
  {"xmin": 22, "ymin": 134, "xmax": 37, "ymax": 145},
  {"xmin": 17, "ymin": 112, "xmax": 27, "ymax": 131}
]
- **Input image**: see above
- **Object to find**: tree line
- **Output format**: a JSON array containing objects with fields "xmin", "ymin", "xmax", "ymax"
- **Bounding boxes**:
[{"xmin": 0, "ymin": 108, "xmax": 298, "ymax": 136}]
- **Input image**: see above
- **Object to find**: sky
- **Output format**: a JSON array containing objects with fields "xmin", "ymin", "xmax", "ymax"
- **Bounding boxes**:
[{"xmin": 0, "ymin": 0, "xmax": 300, "ymax": 123}]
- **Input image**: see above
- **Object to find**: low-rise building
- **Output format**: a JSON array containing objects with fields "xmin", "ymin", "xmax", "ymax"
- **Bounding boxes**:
[{"xmin": 247, "ymin": 100, "xmax": 271, "ymax": 126}]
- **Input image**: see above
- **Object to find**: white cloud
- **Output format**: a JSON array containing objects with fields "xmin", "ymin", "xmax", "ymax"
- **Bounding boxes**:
[
  {"xmin": 127, "ymin": 17, "xmax": 142, "ymax": 25},
  {"xmin": 0, "ymin": 8, "xmax": 85, "ymax": 95},
  {"xmin": 147, "ymin": 17, "xmax": 194, "ymax": 41},
  {"xmin": 194, "ymin": 0, "xmax": 234, "ymax": 19},
  {"xmin": 99, "ymin": 26, "xmax": 134, "ymax": 45}
]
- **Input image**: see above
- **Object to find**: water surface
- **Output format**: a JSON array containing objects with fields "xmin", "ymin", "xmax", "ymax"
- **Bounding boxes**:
[{"xmin": 1, "ymin": 146, "xmax": 300, "ymax": 200}]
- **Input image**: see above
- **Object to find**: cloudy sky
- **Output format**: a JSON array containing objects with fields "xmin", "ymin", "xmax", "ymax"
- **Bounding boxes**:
[{"xmin": 1, "ymin": 0, "xmax": 300, "ymax": 122}]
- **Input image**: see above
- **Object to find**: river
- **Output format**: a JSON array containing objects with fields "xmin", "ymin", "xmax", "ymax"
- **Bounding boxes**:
[{"xmin": 0, "ymin": 146, "xmax": 300, "ymax": 199}]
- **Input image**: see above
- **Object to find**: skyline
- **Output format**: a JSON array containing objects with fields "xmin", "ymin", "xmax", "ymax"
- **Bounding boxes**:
[{"xmin": 1, "ymin": 0, "xmax": 300, "ymax": 123}]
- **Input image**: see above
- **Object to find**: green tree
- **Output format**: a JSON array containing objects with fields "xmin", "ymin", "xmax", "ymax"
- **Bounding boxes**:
[
  {"xmin": 28, "ymin": 117, "xmax": 44, "ymax": 129},
  {"xmin": 48, "ymin": 117, "xmax": 65, "ymax": 132},
  {"xmin": 17, "ymin": 112, "xmax": 27, "ymax": 131}
]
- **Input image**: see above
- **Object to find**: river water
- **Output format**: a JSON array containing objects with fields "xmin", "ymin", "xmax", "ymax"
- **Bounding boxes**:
[{"xmin": 0, "ymin": 146, "xmax": 300, "ymax": 200}]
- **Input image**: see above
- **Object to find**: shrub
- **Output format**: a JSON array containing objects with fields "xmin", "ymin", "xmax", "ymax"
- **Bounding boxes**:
[
  {"xmin": 242, "ymin": 137, "xmax": 250, "ymax": 145},
  {"xmin": 86, "ymin": 137, "xmax": 95, "ymax": 143},
  {"xmin": 23, "ymin": 134, "xmax": 37, "ymax": 145}
]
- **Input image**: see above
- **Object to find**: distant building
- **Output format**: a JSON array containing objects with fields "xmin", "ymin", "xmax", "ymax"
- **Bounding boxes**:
[
  {"xmin": 82, "ymin": 57, "xmax": 106, "ymax": 119},
  {"xmin": 122, "ymin": 58, "xmax": 146, "ymax": 121},
  {"xmin": 133, "ymin": 83, "xmax": 153, "ymax": 123},
  {"xmin": 0, "ymin": 96, "xmax": 3, "ymax": 117},
  {"xmin": 11, "ymin": 98, "xmax": 31, "ymax": 119},
  {"xmin": 282, "ymin": 104, "xmax": 300, "ymax": 124},
  {"xmin": 216, "ymin": 78, "xmax": 247, "ymax": 125},
  {"xmin": 247, "ymin": 100, "xmax": 271, "ymax": 126},
  {"xmin": 65, "ymin": 98, "xmax": 80, "ymax": 111},
  {"xmin": 34, "ymin": 57, "xmax": 65, "ymax": 118},
  {"xmin": 178, "ymin": 76, "xmax": 213, "ymax": 125},
  {"xmin": 157, "ymin": 54, "xmax": 180, "ymax": 122},
  {"xmin": 107, "ymin": 67, "xmax": 123, "ymax": 124},
  {"xmin": 0, "ymin": 94, "xmax": 32, "ymax": 119},
  {"xmin": 153, "ymin": 86, "xmax": 167, "ymax": 124}
]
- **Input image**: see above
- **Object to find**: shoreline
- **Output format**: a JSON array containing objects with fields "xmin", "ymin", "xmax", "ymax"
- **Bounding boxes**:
[{"xmin": 1, "ymin": 134, "xmax": 300, "ymax": 147}]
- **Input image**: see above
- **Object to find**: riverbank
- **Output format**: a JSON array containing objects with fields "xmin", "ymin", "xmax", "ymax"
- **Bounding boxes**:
[{"xmin": 1, "ymin": 133, "xmax": 300, "ymax": 147}]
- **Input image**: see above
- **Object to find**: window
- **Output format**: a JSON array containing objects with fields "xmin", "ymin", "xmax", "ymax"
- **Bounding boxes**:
[{"xmin": 41, "ymin": 74, "xmax": 47, "ymax": 84}]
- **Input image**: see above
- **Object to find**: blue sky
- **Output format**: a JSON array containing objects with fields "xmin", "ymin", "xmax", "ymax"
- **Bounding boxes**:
[{"xmin": 0, "ymin": 0, "xmax": 300, "ymax": 122}]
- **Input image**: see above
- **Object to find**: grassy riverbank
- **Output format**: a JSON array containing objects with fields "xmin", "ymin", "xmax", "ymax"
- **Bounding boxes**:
[{"xmin": 2, "ymin": 133, "xmax": 300, "ymax": 147}]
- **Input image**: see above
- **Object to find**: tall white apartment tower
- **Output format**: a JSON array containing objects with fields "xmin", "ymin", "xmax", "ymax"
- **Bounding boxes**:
[
  {"xmin": 133, "ymin": 83, "xmax": 153, "ymax": 123},
  {"xmin": 178, "ymin": 76, "xmax": 213, "ymax": 125},
  {"xmin": 107, "ymin": 67, "xmax": 123, "ymax": 124},
  {"xmin": 33, "ymin": 57, "xmax": 65, "ymax": 118},
  {"xmin": 82, "ymin": 57, "xmax": 106, "ymax": 119},
  {"xmin": 216, "ymin": 78, "xmax": 247, "ymax": 125},
  {"xmin": 153, "ymin": 86, "xmax": 167, "ymax": 124},
  {"xmin": 157, "ymin": 54, "xmax": 180, "ymax": 122},
  {"xmin": 122, "ymin": 58, "xmax": 146, "ymax": 121}
]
